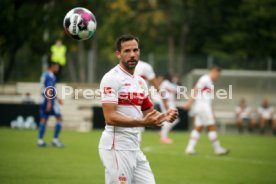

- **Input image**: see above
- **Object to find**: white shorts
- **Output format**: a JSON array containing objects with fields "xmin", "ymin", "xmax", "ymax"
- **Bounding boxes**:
[
  {"xmin": 99, "ymin": 149, "xmax": 156, "ymax": 184},
  {"xmin": 194, "ymin": 108, "xmax": 215, "ymax": 127}
]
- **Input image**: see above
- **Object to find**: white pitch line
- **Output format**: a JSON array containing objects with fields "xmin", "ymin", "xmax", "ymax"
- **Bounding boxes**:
[{"xmin": 142, "ymin": 147, "xmax": 276, "ymax": 166}]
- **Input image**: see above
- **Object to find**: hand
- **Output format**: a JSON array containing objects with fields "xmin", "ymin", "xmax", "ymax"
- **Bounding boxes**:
[
  {"xmin": 163, "ymin": 108, "xmax": 178, "ymax": 123},
  {"xmin": 142, "ymin": 110, "xmax": 165, "ymax": 127},
  {"xmin": 58, "ymin": 98, "xmax": 63, "ymax": 105},
  {"xmin": 183, "ymin": 102, "xmax": 191, "ymax": 111}
]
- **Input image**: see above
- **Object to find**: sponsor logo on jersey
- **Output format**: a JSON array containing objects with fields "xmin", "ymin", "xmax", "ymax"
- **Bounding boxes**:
[{"xmin": 103, "ymin": 87, "xmax": 112, "ymax": 94}]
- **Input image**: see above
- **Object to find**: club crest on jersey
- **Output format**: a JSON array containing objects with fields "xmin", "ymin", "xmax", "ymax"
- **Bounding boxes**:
[{"xmin": 118, "ymin": 173, "xmax": 127, "ymax": 184}]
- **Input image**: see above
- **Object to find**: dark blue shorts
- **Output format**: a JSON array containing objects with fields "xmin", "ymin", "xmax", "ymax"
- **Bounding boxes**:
[{"xmin": 40, "ymin": 100, "xmax": 61, "ymax": 119}]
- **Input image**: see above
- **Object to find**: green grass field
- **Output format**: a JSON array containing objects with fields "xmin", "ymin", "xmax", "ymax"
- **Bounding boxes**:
[{"xmin": 0, "ymin": 128, "xmax": 275, "ymax": 184}]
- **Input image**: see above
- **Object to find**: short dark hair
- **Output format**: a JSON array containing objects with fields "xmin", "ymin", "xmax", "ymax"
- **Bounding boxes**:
[
  {"xmin": 47, "ymin": 61, "xmax": 59, "ymax": 68},
  {"xmin": 209, "ymin": 65, "xmax": 222, "ymax": 72},
  {"xmin": 164, "ymin": 73, "xmax": 172, "ymax": 82},
  {"xmin": 115, "ymin": 35, "xmax": 139, "ymax": 51}
]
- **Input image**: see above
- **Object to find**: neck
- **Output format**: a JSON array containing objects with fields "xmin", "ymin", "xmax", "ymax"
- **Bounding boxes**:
[
  {"xmin": 119, "ymin": 62, "xmax": 134, "ymax": 75},
  {"xmin": 208, "ymin": 73, "xmax": 213, "ymax": 80},
  {"xmin": 48, "ymin": 69, "xmax": 53, "ymax": 74}
]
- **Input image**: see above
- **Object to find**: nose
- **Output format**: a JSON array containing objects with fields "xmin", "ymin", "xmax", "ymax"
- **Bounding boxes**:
[{"xmin": 130, "ymin": 50, "xmax": 135, "ymax": 57}]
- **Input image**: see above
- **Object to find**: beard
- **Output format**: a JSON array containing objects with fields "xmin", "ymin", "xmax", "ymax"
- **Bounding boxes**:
[{"xmin": 122, "ymin": 59, "xmax": 138, "ymax": 70}]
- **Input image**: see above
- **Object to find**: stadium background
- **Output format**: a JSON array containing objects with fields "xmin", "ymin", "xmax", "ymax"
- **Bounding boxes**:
[{"xmin": 0, "ymin": 0, "xmax": 276, "ymax": 184}]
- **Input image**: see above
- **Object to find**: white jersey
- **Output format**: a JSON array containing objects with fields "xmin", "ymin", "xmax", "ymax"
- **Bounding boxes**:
[
  {"xmin": 135, "ymin": 60, "xmax": 161, "ymax": 103},
  {"xmin": 258, "ymin": 106, "xmax": 274, "ymax": 120},
  {"xmin": 160, "ymin": 79, "xmax": 177, "ymax": 109},
  {"xmin": 194, "ymin": 74, "xmax": 213, "ymax": 109},
  {"xmin": 135, "ymin": 61, "xmax": 156, "ymax": 81},
  {"xmin": 99, "ymin": 65, "xmax": 152, "ymax": 150},
  {"xmin": 235, "ymin": 106, "xmax": 251, "ymax": 119}
]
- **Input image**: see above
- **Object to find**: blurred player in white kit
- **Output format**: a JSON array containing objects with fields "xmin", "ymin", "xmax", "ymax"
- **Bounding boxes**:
[
  {"xmin": 159, "ymin": 74, "xmax": 180, "ymax": 144},
  {"xmin": 184, "ymin": 66, "xmax": 229, "ymax": 155},
  {"xmin": 235, "ymin": 98, "xmax": 255, "ymax": 133},
  {"xmin": 98, "ymin": 35, "xmax": 178, "ymax": 184},
  {"xmin": 258, "ymin": 98, "xmax": 276, "ymax": 135},
  {"xmin": 135, "ymin": 60, "xmax": 169, "ymax": 142},
  {"xmin": 135, "ymin": 60, "xmax": 159, "ymax": 89}
]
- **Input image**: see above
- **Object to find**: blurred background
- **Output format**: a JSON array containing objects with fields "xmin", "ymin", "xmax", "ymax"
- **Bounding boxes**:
[
  {"xmin": 1, "ymin": 0, "xmax": 276, "ymax": 83},
  {"xmin": 0, "ymin": 0, "xmax": 276, "ymax": 131},
  {"xmin": 0, "ymin": 1, "xmax": 276, "ymax": 184}
]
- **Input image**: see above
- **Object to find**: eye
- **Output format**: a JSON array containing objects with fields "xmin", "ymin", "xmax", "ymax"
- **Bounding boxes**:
[{"xmin": 124, "ymin": 49, "xmax": 131, "ymax": 53}]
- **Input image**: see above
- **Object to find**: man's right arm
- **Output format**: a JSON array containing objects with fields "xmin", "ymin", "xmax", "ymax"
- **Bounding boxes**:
[{"xmin": 102, "ymin": 103, "xmax": 144, "ymax": 127}]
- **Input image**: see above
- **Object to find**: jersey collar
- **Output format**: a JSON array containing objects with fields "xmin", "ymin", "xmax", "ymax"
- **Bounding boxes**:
[
  {"xmin": 117, "ymin": 64, "xmax": 134, "ymax": 78},
  {"xmin": 47, "ymin": 71, "xmax": 55, "ymax": 77}
]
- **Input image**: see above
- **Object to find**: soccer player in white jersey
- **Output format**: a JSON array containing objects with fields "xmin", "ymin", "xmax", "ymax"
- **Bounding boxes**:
[
  {"xmin": 135, "ymin": 61, "xmax": 169, "ymax": 109},
  {"xmin": 235, "ymin": 98, "xmax": 255, "ymax": 133},
  {"xmin": 184, "ymin": 66, "xmax": 229, "ymax": 155},
  {"xmin": 135, "ymin": 61, "xmax": 158, "ymax": 86},
  {"xmin": 258, "ymin": 98, "xmax": 276, "ymax": 135},
  {"xmin": 159, "ymin": 74, "xmax": 180, "ymax": 144},
  {"xmin": 98, "ymin": 35, "xmax": 178, "ymax": 184},
  {"xmin": 135, "ymin": 60, "xmax": 169, "ymax": 142}
]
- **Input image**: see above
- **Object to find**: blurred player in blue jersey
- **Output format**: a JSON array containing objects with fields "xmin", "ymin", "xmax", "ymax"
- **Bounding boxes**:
[{"xmin": 37, "ymin": 62, "xmax": 64, "ymax": 148}]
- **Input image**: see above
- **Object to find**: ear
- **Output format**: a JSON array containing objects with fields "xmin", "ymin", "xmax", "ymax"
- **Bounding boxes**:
[{"xmin": 115, "ymin": 51, "xmax": 121, "ymax": 59}]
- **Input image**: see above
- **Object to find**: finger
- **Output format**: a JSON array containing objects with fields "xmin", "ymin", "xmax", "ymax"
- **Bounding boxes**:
[
  {"xmin": 169, "ymin": 110, "xmax": 178, "ymax": 117},
  {"xmin": 167, "ymin": 109, "xmax": 178, "ymax": 115},
  {"xmin": 159, "ymin": 116, "xmax": 167, "ymax": 123},
  {"xmin": 156, "ymin": 113, "xmax": 166, "ymax": 122},
  {"xmin": 166, "ymin": 115, "xmax": 178, "ymax": 123},
  {"xmin": 170, "ymin": 111, "xmax": 178, "ymax": 117}
]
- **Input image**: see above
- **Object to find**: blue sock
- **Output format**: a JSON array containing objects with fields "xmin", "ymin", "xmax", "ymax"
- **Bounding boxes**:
[
  {"xmin": 38, "ymin": 123, "xmax": 46, "ymax": 139},
  {"xmin": 54, "ymin": 122, "xmax": 62, "ymax": 139}
]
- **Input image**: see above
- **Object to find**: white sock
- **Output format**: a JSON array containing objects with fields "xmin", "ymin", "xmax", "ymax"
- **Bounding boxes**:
[
  {"xmin": 160, "ymin": 119, "xmax": 179, "ymax": 139},
  {"xmin": 186, "ymin": 130, "xmax": 200, "ymax": 151},
  {"xmin": 208, "ymin": 131, "xmax": 221, "ymax": 151},
  {"xmin": 53, "ymin": 138, "xmax": 59, "ymax": 143}
]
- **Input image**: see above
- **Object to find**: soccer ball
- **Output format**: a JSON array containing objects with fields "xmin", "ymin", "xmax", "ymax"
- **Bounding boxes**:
[{"xmin": 63, "ymin": 7, "xmax": 97, "ymax": 41}]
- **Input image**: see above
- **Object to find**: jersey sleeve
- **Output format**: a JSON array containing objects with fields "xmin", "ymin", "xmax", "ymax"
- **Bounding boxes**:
[
  {"xmin": 196, "ymin": 75, "xmax": 212, "ymax": 93},
  {"xmin": 166, "ymin": 81, "xmax": 177, "ymax": 93},
  {"xmin": 195, "ymin": 76, "xmax": 205, "ymax": 90},
  {"xmin": 100, "ymin": 73, "xmax": 120, "ymax": 104},
  {"xmin": 139, "ymin": 78, "xmax": 153, "ymax": 111},
  {"xmin": 145, "ymin": 64, "xmax": 156, "ymax": 81}
]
